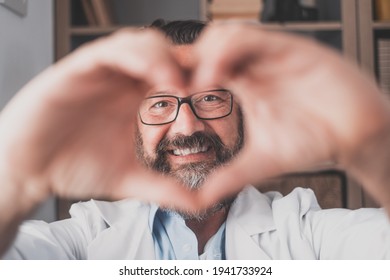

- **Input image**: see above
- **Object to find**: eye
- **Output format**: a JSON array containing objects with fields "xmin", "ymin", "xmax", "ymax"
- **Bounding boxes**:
[
  {"xmin": 147, "ymin": 98, "xmax": 177, "ymax": 113},
  {"xmin": 203, "ymin": 95, "xmax": 220, "ymax": 102},
  {"xmin": 152, "ymin": 101, "xmax": 169, "ymax": 108}
]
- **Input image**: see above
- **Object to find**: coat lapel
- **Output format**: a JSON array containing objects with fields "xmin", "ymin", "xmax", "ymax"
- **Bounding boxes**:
[
  {"xmin": 87, "ymin": 200, "xmax": 156, "ymax": 259},
  {"xmin": 225, "ymin": 186, "xmax": 276, "ymax": 260}
]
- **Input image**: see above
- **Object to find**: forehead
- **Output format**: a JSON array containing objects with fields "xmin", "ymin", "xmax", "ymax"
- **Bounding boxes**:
[
  {"xmin": 173, "ymin": 44, "xmax": 194, "ymax": 69},
  {"xmin": 146, "ymin": 44, "xmax": 204, "ymax": 97},
  {"xmin": 147, "ymin": 45, "xmax": 224, "ymax": 97}
]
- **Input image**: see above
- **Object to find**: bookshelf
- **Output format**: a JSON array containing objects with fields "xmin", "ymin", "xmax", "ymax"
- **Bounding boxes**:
[
  {"xmin": 55, "ymin": 0, "xmax": 389, "ymax": 219},
  {"xmin": 55, "ymin": 0, "xmax": 205, "ymax": 60},
  {"xmin": 357, "ymin": 0, "xmax": 390, "ymax": 207}
]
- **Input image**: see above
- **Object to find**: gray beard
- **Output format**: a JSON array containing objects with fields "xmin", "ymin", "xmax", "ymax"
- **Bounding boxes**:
[
  {"xmin": 163, "ymin": 161, "xmax": 229, "ymax": 221},
  {"xmin": 137, "ymin": 141, "xmax": 238, "ymax": 220},
  {"xmin": 170, "ymin": 162, "xmax": 212, "ymax": 190}
]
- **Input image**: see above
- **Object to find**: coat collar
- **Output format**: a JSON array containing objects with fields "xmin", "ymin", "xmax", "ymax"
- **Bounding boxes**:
[
  {"xmin": 225, "ymin": 186, "xmax": 276, "ymax": 259},
  {"xmin": 92, "ymin": 185, "xmax": 275, "ymax": 235},
  {"xmin": 228, "ymin": 186, "xmax": 276, "ymax": 235},
  {"xmin": 88, "ymin": 186, "xmax": 276, "ymax": 260},
  {"xmin": 87, "ymin": 199, "xmax": 156, "ymax": 259}
]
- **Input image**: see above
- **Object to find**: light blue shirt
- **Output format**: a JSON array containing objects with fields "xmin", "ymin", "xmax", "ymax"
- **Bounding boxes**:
[{"xmin": 149, "ymin": 205, "xmax": 226, "ymax": 260}]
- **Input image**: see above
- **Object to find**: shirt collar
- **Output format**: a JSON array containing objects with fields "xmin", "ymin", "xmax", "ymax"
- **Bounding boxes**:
[
  {"xmin": 149, "ymin": 185, "xmax": 276, "ymax": 236},
  {"xmin": 148, "ymin": 203, "xmax": 159, "ymax": 232}
]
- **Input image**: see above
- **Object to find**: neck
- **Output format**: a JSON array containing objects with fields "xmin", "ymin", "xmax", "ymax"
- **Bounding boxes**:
[{"xmin": 185, "ymin": 206, "xmax": 229, "ymax": 254}]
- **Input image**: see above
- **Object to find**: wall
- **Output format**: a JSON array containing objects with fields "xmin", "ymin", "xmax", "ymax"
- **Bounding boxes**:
[{"xmin": 0, "ymin": 0, "xmax": 55, "ymax": 222}]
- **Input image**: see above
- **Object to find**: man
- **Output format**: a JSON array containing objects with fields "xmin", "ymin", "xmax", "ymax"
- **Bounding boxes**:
[{"xmin": 0, "ymin": 20, "xmax": 389, "ymax": 259}]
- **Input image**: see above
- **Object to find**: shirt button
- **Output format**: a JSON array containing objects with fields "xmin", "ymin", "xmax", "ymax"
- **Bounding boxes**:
[{"xmin": 182, "ymin": 244, "xmax": 192, "ymax": 252}]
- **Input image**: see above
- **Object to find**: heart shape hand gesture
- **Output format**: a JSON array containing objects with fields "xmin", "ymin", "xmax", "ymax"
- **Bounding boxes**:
[{"xmin": 1, "ymin": 22, "xmax": 390, "ymax": 248}]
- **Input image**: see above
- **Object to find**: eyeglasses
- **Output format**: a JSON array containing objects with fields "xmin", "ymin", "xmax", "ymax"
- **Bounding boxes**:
[{"xmin": 139, "ymin": 89, "xmax": 233, "ymax": 125}]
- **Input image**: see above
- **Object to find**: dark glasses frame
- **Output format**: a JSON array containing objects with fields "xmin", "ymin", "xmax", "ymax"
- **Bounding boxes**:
[{"xmin": 139, "ymin": 89, "xmax": 233, "ymax": 126}]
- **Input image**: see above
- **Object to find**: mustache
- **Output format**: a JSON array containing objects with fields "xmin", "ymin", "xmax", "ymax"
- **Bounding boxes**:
[{"xmin": 156, "ymin": 131, "xmax": 226, "ymax": 154}]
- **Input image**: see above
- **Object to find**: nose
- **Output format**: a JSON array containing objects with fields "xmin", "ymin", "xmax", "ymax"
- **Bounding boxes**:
[{"xmin": 169, "ymin": 103, "xmax": 205, "ymax": 136}]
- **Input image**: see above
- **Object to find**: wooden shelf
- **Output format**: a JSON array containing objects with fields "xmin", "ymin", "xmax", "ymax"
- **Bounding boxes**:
[
  {"xmin": 373, "ymin": 21, "xmax": 390, "ymax": 30},
  {"xmin": 70, "ymin": 22, "xmax": 343, "ymax": 36},
  {"xmin": 71, "ymin": 25, "xmax": 128, "ymax": 35},
  {"xmin": 261, "ymin": 21, "xmax": 342, "ymax": 31}
]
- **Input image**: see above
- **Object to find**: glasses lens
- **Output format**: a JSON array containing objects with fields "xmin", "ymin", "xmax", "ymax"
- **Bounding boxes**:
[
  {"xmin": 139, "ymin": 96, "xmax": 178, "ymax": 125},
  {"xmin": 192, "ymin": 90, "xmax": 232, "ymax": 119}
]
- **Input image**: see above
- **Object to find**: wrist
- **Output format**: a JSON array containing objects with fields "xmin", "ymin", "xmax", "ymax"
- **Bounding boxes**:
[
  {"xmin": 0, "ymin": 156, "xmax": 50, "ymax": 222},
  {"xmin": 344, "ymin": 122, "xmax": 390, "ymax": 212}
]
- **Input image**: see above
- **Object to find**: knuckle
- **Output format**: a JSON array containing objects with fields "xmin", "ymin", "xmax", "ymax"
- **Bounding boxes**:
[{"xmin": 109, "ymin": 27, "xmax": 164, "ymax": 47}]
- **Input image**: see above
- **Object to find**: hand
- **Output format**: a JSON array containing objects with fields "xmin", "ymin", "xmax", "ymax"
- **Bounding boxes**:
[
  {"xmin": 192, "ymin": 23, "xmax": 390, "ymax": 212},
  {"xmin": 0, "ymin": 29, "xmax": 196, "ymax": 215}
]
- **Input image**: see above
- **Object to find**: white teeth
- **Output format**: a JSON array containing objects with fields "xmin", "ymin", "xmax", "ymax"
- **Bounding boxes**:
[{"xmin": 173, "ymin": 146, "xmax": 208, "ymax": 156}]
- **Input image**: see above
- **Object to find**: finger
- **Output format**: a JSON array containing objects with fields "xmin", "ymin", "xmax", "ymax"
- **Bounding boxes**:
[
  {"xmin": 192, "ymin": 23, "xmax": 283, "ymax": 89},
  {"xmin": 114, "ymin": 169, "xmax": 198, "ymax": 213},
  {"xmin": 194, "ymin": 145, "xmax": 280, "ymax": 210},
  {"xmin": 192, "ymin": 22, "xmax": 323, "ymax": 90},
  {"xmin": 194, "ymin": 118, "xmax": 340, "ymax": 211},
  {"xmin": 59, "ymin": 28, "xmax": 187, "ymax": 94}
]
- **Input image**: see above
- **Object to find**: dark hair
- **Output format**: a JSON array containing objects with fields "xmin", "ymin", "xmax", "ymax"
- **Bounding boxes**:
[{"xmin": 150, "ymin": 19, "xmax": 206, "ymax": 45}]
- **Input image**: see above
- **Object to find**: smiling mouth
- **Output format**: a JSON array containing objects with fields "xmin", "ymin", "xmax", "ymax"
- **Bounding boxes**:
[{"xmin": 170, "ymin": 146, "xmax": 210, "ymax": 156}]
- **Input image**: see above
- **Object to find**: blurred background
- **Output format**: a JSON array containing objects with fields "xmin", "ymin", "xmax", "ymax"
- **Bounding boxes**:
[{"xmin": 0, "ymin": 0, "xmax": 389, "ymax": 221}]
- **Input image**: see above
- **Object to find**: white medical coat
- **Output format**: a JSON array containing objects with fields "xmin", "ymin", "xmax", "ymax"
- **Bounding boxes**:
[{"xmin": 4, "ymin": 186, "xmax": 390, "ymax": 259}]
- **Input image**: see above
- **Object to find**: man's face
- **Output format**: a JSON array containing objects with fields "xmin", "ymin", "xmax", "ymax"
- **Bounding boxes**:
[{"xmin": 136, "ymin": 45, "xmax": 244, "ymax": 193}]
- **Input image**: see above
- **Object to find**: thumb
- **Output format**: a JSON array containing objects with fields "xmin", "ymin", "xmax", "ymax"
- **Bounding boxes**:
[
  {"xmin": 114, "ymin": 169, "xmax": 199, "ymax": 213},
  {"xmin": 195, "ymin": 146, "xmax": 279, "ymax": 210}
]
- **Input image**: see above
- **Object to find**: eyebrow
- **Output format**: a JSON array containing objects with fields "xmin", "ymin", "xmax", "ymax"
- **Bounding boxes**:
[
  {"xmin": 147, "ymin": 90, "xmax": 177, "ymax": 97},
  {"xmin": 147, "ymin": 88, "xmax": 229, "ymax": 98}
]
